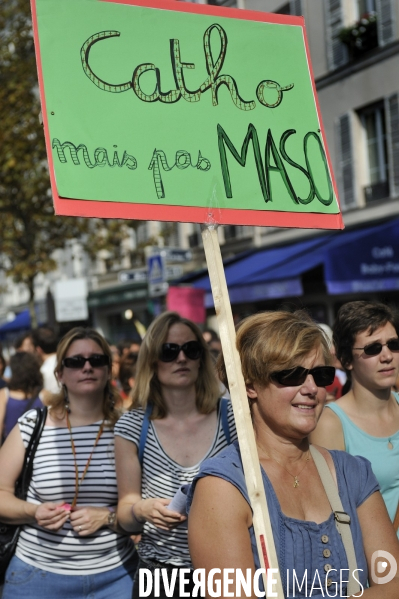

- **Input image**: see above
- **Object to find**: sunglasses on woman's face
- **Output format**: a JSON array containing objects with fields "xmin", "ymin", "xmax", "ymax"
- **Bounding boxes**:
[
  {"xmin": 353, "ymin": 339, "xmax": 399, "ymax": 356},
  {"xmin": 271, "ymin": 365, "xmax": 335, "ymax": 387},
  {"xmin": 159, "ymin": 341, "xmax": 203, "ymax": 363},
  {"xmin": 62, "ymin": 354, "xmax": 110, "ymax": 369}
]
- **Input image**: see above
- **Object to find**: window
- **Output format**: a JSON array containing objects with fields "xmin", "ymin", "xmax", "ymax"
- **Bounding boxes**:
[
  {"xmin": 274, "ymin": 3, "xmax": 290, "ymax": 15},
  {"xmin": 161, "ymin": 222, "xmax": 180, "ymax": 247},
  {"xmin": 376, "ymin": 0, "xmax": 396, "ymax": 46},
  {"xmin": 136, "ymin": 223, "xmax": 148, "ymax": 246},
  {"xmin": 207, "ymin": 0, "xmax": 237, "ymax": 6},
  {"xmin": 325, "ymin": 0, "xmax": 348, "ymax": 70},
  {"xmin": 223, "ymin": 225, "xmax": 252, "ymax": 241},
  {"xmin": 357, "ymin": 0, "xmax": 376, "ymax": 17},
  {"xmin": 274, "ymin": 1, "xmax": 302, "ymax": 16},
  {"xmin": 336, "ymin": 94, "xmax": 399, "ymax": 210},
  {"xmin": 386, "ymin": 94, "xmax": 399, "ymax": 198},
  {"xmin": 336, "ymin": 113, "xmax": 356, "ymax": 210},
  {"xmin": 359, "ymin": 102, "xmax": 389, "ymax": 202},
  {"xmin": 188, "ymin": 224, "xmax": 202, "ymax": 248}
]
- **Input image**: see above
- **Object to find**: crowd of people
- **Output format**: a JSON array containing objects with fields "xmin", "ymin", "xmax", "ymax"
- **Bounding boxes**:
[{"xmin": 0, "ymin": 300, "xmax": 398, "ymax": 598}]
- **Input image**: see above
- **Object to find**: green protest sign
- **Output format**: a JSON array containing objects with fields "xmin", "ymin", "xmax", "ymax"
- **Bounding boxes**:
[{"xmin": 32, "ymin": 0, "xmax": 343, "ymax": 229}]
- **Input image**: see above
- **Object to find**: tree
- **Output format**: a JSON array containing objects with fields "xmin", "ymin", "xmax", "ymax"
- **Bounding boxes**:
[{"xmin": 0, "ymin": 0, "xmax": 136, "ymax": 326}]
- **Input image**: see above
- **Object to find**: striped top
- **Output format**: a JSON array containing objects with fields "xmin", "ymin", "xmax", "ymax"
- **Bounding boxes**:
[
  {"xmin": 15, "ymin": 409, "xmax": 135, "ymax": 575},
  {"xmin": 114, "ymin": 399, "xmax": 237, "ymax": 567}
]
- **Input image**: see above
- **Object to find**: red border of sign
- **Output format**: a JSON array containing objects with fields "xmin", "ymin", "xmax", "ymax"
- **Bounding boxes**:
[{"xmin": 31, "ymin": 0, "xmax": 344, "ymax": 230}]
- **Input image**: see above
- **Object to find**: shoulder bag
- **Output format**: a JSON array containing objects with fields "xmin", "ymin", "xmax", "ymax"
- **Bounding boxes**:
[{"xmin": 0, "ymin": 406, "xmax": 47, "ymax": 583}]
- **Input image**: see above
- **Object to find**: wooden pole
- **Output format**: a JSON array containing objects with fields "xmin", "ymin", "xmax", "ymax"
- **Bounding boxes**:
[{"xmin": 201, "ymin": 224, "xmax": 285, "ymax": 599}]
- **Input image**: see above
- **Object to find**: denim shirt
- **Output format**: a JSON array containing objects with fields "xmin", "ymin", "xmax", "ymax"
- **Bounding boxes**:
[{"xmin": 187, "ymin": 442, "xmax": 379, "ymax": 598}]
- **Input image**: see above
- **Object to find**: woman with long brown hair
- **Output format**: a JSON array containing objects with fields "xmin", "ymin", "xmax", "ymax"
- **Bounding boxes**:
[
  {"xmin": 114, "ymin": 311, "xmax": 236, "ymax": 598},
  {"xmin": 0, "ymin": 327, "xmax": 135, "ymax": 599}
]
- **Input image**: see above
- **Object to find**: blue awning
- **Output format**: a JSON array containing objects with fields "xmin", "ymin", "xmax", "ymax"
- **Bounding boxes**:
[
  {"xmin": 192, "ymin": 236, "xmax": 331, "ymax": 292},
  {"xmin": 325, "ymin": 219, "xmax": 399, "ymax": 294},
  {"xmin": 193, "ymin": 235, "xmax": 335, "ymax": 307},
  {"xmin": 189, "ymin": 218, "xmax": 399, "ymax": 307},
  {"xmin": 0, "ymin": 310, "xmax": 31, "ymax": 336}
]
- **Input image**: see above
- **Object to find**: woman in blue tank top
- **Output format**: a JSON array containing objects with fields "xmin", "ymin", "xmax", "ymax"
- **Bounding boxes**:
[
  {"xmin": 311, "ymin": 301, "xmax": 399, "ymax": 532},
  {"xmin": 188, "ymin": 310, "xmax": 399, "ymax": 598},
  {"xmin": 0, "ymin": 351, "xmax": 43, "ymax": 442}
]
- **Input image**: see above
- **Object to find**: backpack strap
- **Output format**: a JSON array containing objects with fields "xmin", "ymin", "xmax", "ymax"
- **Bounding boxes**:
[
  {"xmin": 138, "ymin": 403, "xmax": 153, "ymax": 467},
  {"xmin": 220, "ymin": 397, "xmax": 230, "ymax": 444},
  {"xmin": 138, "ymin": 399, "xmax": 231, "ymax": 466}
]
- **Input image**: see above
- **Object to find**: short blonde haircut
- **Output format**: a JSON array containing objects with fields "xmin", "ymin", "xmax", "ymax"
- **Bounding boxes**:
[
  {"xmin": 130, "ymin": 312, "xmax": 221, "ymax": 419},
  {"xmin": 50, "ymin": 327, "xmax": 119, "ymax": 428},
  {"xmin": 218, "ymin": 310, "xmax": 332, "ymax": 390}
]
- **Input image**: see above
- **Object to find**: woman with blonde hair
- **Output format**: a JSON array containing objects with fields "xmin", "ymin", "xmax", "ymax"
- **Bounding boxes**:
[
  {"xmin": 188, "ymin": 311, "xmax": 399, "ymax": 597},
  {"xmin": 0, "ymin": 327, "xmax": 136, "ymax": 599},
  {"xmin": 114, "ymin": 311, "xmax": 236, "ymax": 598}
]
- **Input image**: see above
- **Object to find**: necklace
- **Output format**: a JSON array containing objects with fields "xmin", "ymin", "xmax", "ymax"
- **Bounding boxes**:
[
  {"xmin": 66, "ymin": 412, "xmax": 105, "ymax": 508},
  {"xmin": 262, "ymin": 448, "xmax": 311, "ymax": 488}
]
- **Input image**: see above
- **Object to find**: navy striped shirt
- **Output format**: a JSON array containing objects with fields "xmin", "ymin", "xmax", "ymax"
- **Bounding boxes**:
[
  {"xmin": 114, "ymin": 400, "xmax": 237, "ymax": 567},
  {"xmin": 16, "ymin": 409, "xmax": 135, "ymax": 575}
]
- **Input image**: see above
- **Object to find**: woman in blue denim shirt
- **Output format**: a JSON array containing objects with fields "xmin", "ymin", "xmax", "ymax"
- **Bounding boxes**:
[{"xmin": 188, "ymin": 311, "xmax": 399, "ymax": 598}]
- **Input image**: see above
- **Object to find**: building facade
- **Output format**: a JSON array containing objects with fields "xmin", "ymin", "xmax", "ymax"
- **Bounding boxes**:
[
  {"xmin": 181, "ymin": 0, "xmax": 399, "ymax": 326},
  {"xmin": 1, "ymin": 0, "xmax": 398, "ymax": 340}
]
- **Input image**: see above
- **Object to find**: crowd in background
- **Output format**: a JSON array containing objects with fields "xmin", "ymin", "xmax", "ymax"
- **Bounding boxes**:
[
  {"xmin": 0, "ymin": 300, "xmax": 399, "ymax": 598},
  {"xmin": 0, "ymin": 316, "xmax": 355, "ymax": 445}
]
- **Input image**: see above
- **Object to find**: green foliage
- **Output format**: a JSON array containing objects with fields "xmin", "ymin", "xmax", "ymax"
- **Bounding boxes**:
[
  {"xmin": 339, "ymin": 12, "xmax": 378, "ymax": 57},
  {"xmin": 0, "ymin": 0, "xmax": 138, "ymax": 318}
]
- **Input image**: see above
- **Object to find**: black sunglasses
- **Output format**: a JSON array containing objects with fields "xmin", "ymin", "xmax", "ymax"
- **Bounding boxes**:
[
  {"xmin": 353, "ymin": 339, "xmax": 399, "ymax": 356},
  {"xmin": 62, "ymin": 354, "xmax": 110, "ymax": 369},
  {"xmin": 159, "ymin": 341, "xmax": 203, "ymax": 363},
  {"xmin": 271, "ymin": 365, "xmax": 335, "ymax": 387}
]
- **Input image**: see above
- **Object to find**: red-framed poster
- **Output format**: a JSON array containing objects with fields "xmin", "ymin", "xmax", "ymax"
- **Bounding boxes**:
[{"xmin": 31, "ymin": 0, "xmax": 343, "ymax": 229}]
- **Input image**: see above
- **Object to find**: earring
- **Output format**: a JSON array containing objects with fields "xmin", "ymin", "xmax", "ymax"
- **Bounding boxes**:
[{"xmin": 63, "ymin": 385, "xmax": 70, "ymax": 413}]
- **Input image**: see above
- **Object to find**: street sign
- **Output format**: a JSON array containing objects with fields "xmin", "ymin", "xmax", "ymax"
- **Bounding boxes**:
[
  {"xmin": 32, "ymin": 0, "xmax": 343, "ymax": 230},
  {"xmin": 118, "ymin": 270, "xmax": 148, "ymax": 284},
  {"xmin": 53, "ymin": 278, "xmax": 88, "ymax": 322},
  {"xmin": 118, "ymin": 265, "xmax": 183, "ymax": 286},
  {"xmin": 147, "ymin": 254, "xmax": 168, "ymax": 297},
  {"xmin": 165, "ymin": 265, "xmax": 184, "ymax": 279},
  {"xmin": 163, "ymin": 249, "xmax": 192, "ymax": 263}
]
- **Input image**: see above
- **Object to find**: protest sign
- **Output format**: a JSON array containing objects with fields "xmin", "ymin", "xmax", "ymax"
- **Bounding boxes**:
[
  {"xmin": 32, "ymin": 0, "xmax": 342, "ymax": 229},
  {"xmin": 31, "ymin": 2, "xmax": 344, "ymax": 596}
]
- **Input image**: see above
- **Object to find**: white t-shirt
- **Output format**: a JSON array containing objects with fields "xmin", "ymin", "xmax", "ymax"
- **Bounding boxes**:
[{"xmin": 40, "ymin": 354, "xmax": 60, "ymax": 394}]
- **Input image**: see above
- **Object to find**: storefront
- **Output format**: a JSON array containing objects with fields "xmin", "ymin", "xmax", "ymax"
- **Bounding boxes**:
[
  {"xmin": 183, "ymin": 218, "xmax": 399, "ymax": 325},
  {"xmin": 88, "ymin": 281, "xmax": 150, "ymax": 342}
]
